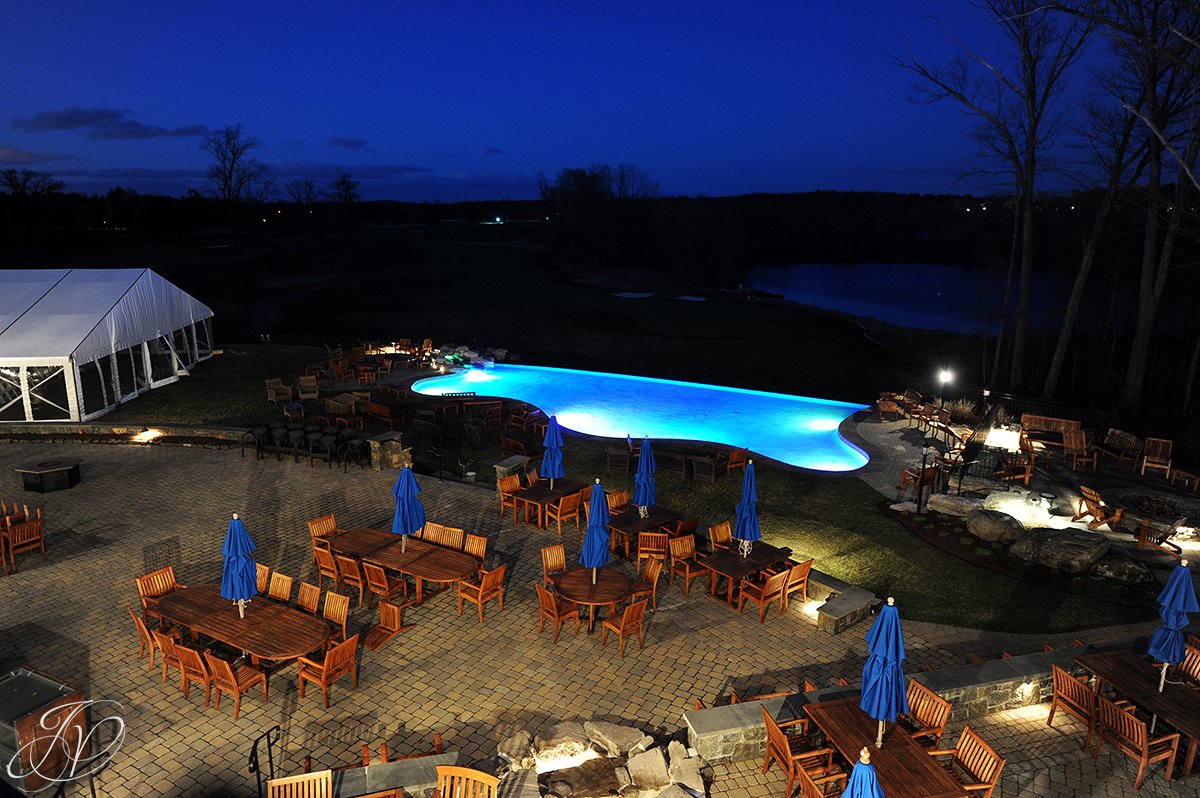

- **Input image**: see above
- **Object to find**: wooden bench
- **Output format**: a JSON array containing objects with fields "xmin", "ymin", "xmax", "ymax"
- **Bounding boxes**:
[
  {"xmin": 1020, "ymin": 414, "xmax": 1081, "ymax": 448},
  {"xmin": 1095, "ymin": 428, "xmax": 1144, "ymax": 466},
  {"xmin": 364, "ymin": 401, "xmax": 400, "ymax": 429},
  {"xmin": 501, "ymin": 436, "xmax": 542, "ymax": 460},
  {"xmin": 899, "ymin": 678, "xmax": 953, "ymax": 747}
]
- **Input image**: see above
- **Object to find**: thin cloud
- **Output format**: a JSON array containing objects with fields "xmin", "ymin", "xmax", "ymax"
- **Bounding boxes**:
[
  {"xmin": 0, "ymin": 144, "xmax": 74, "ymax": 164},
  {"xmin": 483, "ymin": 147, "xmax": 504, "ymax": 157},
  {"xmin": 12, "ymin": 106, "xmax": 208, "ymax": 140},
  {"xmin": 328, "ymin": 136, "xmax": 367, "ymax": 151},
  {"xmin": 268, "ymin": 161, "xmax": 431, "ymax": 181}
]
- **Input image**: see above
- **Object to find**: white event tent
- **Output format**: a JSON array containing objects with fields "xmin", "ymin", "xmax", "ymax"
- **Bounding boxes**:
[{"xmin": 0, "ymin": 269, "xmax": 214, "ymax": 422}]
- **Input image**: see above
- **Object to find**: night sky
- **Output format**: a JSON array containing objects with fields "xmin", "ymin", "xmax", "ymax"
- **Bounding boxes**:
[{"xmin": 3, "ymin": 2, "xmax": 1045, "ymax": 201}]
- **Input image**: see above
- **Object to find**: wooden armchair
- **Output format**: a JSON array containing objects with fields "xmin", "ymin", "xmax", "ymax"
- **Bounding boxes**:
[
  {"xmin": 6, "ymin": 518, "xmax": 46, "ymax": 570},
  {"xmin": 1141, "ymin": 437, "xmax": 1173, "ymax": 477},
  {"xmin": 1093, "ymin": 695, "xmax": 1179, "ymax": 790},
  {"xmin": 600, "ymin": 599, "xmax": 648, "ymax": 657},
  {"xmin": 738, "ymin": 570, "xmax": 788, "ymax": 623},
  {"xmin": 204, "ymin": 651, "xmax": 267, "ymax": 720},
  {"xmin": 433, "ymin": 765, "xmax": 499, "ymax": 798},
  {"xmin": 135, "ymin": 565, "xmax": 183, "ymax": 624},
  {"xmin": 722, "ymin": 447, "xmax": 750, "ymax": 476},
  {"xmin": 781, "ymin": 558, "xmax": 814, "ymax": 611},
  {"xmin": 630, "ymin": 557, "xmax": 663, "ymax": 610},
  {"xmin": 990, "ymin": 453, "xmax": 1033, "ymax": 486},
  {"xmin": 268, "ymin": 572, "xmax": 294, "ymax": 603},
  {"xmin": 298, "ymin": 634, "xmax": 359, "ymax": 708},
  {"xmin": 536, "ymin": 582, "xmax": 580, "ymax": 643},
  {"xmin": 174, "ymin": 645, "xmax": 213, "ymax": 705},
  {"xmin": 761, "ymin": 705, "xmax": 842, "ymax": 798},
  {"xmin": 928, "ymin": 725, "xmax": 1006, "ymax": 798},
  {"xmin": 636, "ymin": 532, "xmax": 669, "ymax": 570},
  {"xmin": 541, "ymin": 543, "xmax": 567, "ymax": 586},
  {"xmin": 363, "ymin": 600, "xmax": 414, "ymax": 650},
  {"xmin": 668, "ymin": 534, "xmax": 707, "ymax": 597},
  {"xmin": 899, "ymin": 678, "xmax": 952, "ymax": 747},
  {"xmin": 1062, "ymin": 429, "xmax": 1098, "ymax": 471},
  {"xmin": 497, "ymin": 474, "xmax": 524, "ymax": 521},
  {"xmin": 335, "ymin": 555, "xmax": 366, "ymax": 607},
  {"xmin": 267, "ymin": 769, "xmax": 332, "ymax": 797},
  {"xmin": 898, "ymin": 464, "xmax": 940, "ymax": 498},
  {"xmin": 1046, "ymin": 663, "xmax": 1099, "ymax": 750},
  {"xmin": 708, "ymin": 520, "xmax": 733, "ymax": 552},
  {"xmin": 545, "ymin": 492, "xmax": 583, "ymax": 535},
  {"xmin": 1173, "ymin": 644, "xmax": 1200, "ymax": 688},
  {"xmin": 1072, "ymin": 486, "xmax": 1124, "ymax": 530},
  {"xmin": 457, "ymin": 563, "xmax": 506, "ymax": 623},
  {"xmin": 307, "ymin": 514, "xmax": 344, "ymax": 562},
  {"xmin": 363, "ymin": 562, "xmax": 408, "ymax": 605}
]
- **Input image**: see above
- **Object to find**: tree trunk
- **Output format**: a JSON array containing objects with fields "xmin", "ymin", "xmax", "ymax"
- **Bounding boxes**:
[
  {"xmin": 990, "ymin": 200, "xmax": 1021, "ymax": 389},
  {"xmin": 1008, "ymin": 165, "xmax": 1037, "ymax": 390}
]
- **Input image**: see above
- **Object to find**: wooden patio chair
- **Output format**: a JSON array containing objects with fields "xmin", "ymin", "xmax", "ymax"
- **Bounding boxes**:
[
  {"xmin": 690, "ymin": 455, "xmax": 717, "ymax": 483},
  {"xmin": 151, "ymin": 629, "xmax": 183, "ymax": 685},
  {"xmin": 541, "ymin": 543, "xmax": 566, "ymax": 586},
  {"xmin": 600, "ymin": 599, "xmax": 648, "ymax": 657},
  {"xmin": 1062, "ymin": 429, "xmax": 1098, "ymax": 472},
  {"xmin": 363, "ymin": 562, "xmax": 408, "ymax": 605},
  {"xmin": 458, "ymin": 563, "xmax": 507, "ymax": 623},
  {"xmin": 760, "ymin": 705, "xmax": 842, "ymax": 798},
  {"xmin": 524, "ymin": 466, "xmax": 540, "ymax": 487},
  {"xmin": 135, "ymin": 565, "xmax": 183, "ymax": 625},
  {"xmin": 463, "ymin": 534, "xmax": 489, "ymax": 575},
  {"xmin": 423, "ymin": 522, "xmax": 465, "ymax": 550},
  {"xmin": 255, "ymin": 562, "xmax": 270, "ymax": 594},
  {"xmin": 1092, "ymin": 694, "xmax": 1179, "ymax": 790},
  {"xmin": 739, "ymin": 570, "xmax": 789, "ymax": 623},
  {"xmin": 265, "ymin": 378, "xmax": 292, "ymax": 404},
  {"xmin": 363, "ymin": 600, "xmax": 414, "ymax": 650},
  {"xmin": 1173, "ymin": 644, "xmax": 1200, "ymax": 688},
  {"xmin": 323, "ymin": 592, "xmax": 350, "ymax": 646},
  {"xmin": 296, "ymin": 582, "xmax": 321, "ymax": 615},
  {"xmin": 268, "ymin": 572, "xmax": 294, "ymax": 603},
  {"xmin": 536, "ymin": 582, "xmax": 580, "ymax": 643},
  {"xmin": 298, "ymin": 634, "xmax": 360, "ymax": 708},
  {"xmin": 129, "ymin": 606, "xmax": 178, "ymax": 671},
  {"xmin": 174, "ymin": 645, "xmax": 212, "ymax": 705},
  {"xmin": 307, "ymin": 513, "xmax": 344, "ymax": 564},
  {"xmin": 636, "ymin": 532, "xmax": 669, "ymax": 571},
  {"xmin": 605, "ymin": 448, "xmax": 630, "ymax": 475},
  {"xmin": 1141, "ymin": 437, "xmax": 1173, "ymax": 477},
  {"xmin": 899, "ymin": 678, "xmax": 952, "ymax": 748},
  {"xmin": 708, "ymin": 520, "xmax": 733, "ymax": 552},
  {"xmin": 497, "ymin": 474, "xmax": 524, "ymax": 520},
  {"xmin": 723, "ymin": 447, "xmax": 750, "ymax": 476},
  {"xmin": 545, "ymin": 491, "xmax": 583, "ymax": 535},
  {"xmin": 1046, "ymin": 664, "xmax": 1099, "ymax": 751},
  {"xmin": 267, "ymin": 769, "xmax": 332, "ymax": 798},
  {"xmin": 1072, "ymin": 486, "xmax": 1124, "ymax": 530},
  {"xmin": 433, "ymin": 765, "xmax": 499, "ymax": 798},
  {"xmin": 335, "ymin": 555, "xmax": 366, "ymax": 607},
  {"xmin": 1096, "ymin": 428, "xmax": 1144, "ymax": 466},
  {"xmin": 296, "ymin": 375, "xmax": 320, "ymax": 401},
  {"xmin": 5, "ymin": 518, "xmax": 46, "ymax": 571},
  {"xmin": 313, "ymin": 547, "xmax": 340, "ymax": 592},
  {"xmin": 668, "ymin": 534, "xmax": 707, "ymax": 597},
  {"xmin": 606, "ymin": 489, "xmax": 629, "ymax": 516},
  {"xmin": 928, "ymin": 725, "xmax": 1006, "ymax": 798},
  {"xmin": 630, "ymin": 557, "xmax": 663, "ymax": 610},
  {"xmin": 990, "ymin": 454, "xmax": 1033, "ymax": 486},
  {"xmin": 781, "ymin": 558, "xmax": 814, "ymax": 611},
  {"xmin": 898, "ymin": 464, "xmax": 940, "ymax": 498},
  {"xmin": 204, "ymin": 651, "xmax": 267, "ymax": 720},
  {"xmin": 671, "ymin": 517, "xmax": 700, "ymax": 537}
]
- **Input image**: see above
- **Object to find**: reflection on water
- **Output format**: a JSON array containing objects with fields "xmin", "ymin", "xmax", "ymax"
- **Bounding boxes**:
[{"xmin": 747, "ymin": 263, "xmax": 1071, "ymax": 334}]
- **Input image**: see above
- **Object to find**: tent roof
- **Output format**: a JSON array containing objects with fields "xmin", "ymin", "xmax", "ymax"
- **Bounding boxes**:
[{"xmin": 0, "ymin": 269, "xmax": 213, "ymax": 362}]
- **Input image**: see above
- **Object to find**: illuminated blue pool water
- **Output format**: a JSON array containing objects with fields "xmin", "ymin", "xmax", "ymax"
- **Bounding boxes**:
[{"xmin": 413, "ymin": 364, "xmax": 870, "ymax": 471}]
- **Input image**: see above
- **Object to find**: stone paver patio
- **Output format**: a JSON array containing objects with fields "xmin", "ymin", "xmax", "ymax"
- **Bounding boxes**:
[{"xmin": 0, "ymin": 438, "xmax": 1193, "ymax": 797}]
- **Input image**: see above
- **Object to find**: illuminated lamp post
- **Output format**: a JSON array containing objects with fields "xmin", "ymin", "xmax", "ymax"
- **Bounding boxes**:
[{"xmin": 937, "ymin": 369, "xmax": 954, "ymax": 410}]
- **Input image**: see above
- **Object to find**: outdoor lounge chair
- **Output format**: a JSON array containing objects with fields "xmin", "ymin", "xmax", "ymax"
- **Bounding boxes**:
[
  {"xmin": 1072, "ymin": 486, "xmax": 1123, "ymax": 530},
  {"xmin": 1141, "ymin": 437, "xmax": 1173, "ymax": 477}
]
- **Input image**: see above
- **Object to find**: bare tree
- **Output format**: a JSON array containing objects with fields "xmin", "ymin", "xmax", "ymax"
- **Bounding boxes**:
[
  {"xmin": 614, "ymin": 163, "xmax": 660, "ymax": 200},
  {"xmin": 0, "ymin": 168, "xmax": 65, "ymax": 195},
  {"xmin": 324, "ymin": 173, "xmax": 359, "ymax": 236},
  {"xmin": 201, "ymin": 125, "xmax": 272, "ymax": 239},
  {"xmin": 286, "ymin": 178, "xmax": 319, "ymax": 234},
  {"xmin": 891, "ymin": 1, "xmax": 1093, "ymax": 391}
]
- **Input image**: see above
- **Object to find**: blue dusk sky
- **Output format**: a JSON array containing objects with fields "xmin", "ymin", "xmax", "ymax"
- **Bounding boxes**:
[{"xmin": 1, "ymin": 2, "xmax": 1085, "ymax": 201}]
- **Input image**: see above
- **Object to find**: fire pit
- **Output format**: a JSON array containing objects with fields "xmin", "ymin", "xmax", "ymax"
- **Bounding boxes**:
[{"xmin": 1117, "ymin": 492, "xmax": 1200, "ymax": 542}]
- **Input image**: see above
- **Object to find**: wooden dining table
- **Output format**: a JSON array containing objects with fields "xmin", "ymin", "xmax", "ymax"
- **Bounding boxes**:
[
  {"xmin": 805, "ymin": 696, "xmax": 968, "ymax": 798},
  {"xmin": 1075, "ymin": 649, "xmax": 1200, "ymax": 776},
  {"xmin": 328, "ymin": 527, "xmax": 394, "ymax": 559},
  {"xmin": 513, "ymin": 479, "xmax": 586, "ymax": 528},
  {"xmin": 552, "ymin": 566, "xmax": 632, "ymax": 633},
  {"xmin": 156, "ymin": 584, "xmax": 329, "ymax": 661},
  {"xmin": 697, "ymin": 542, "xmax": 791, "ymax": 605},
  {"xmin": 606, "ymin": 505, "xmax": 684, "ymax": 559},
  {"xmin": 356, "ymin": 528, "xmax": 481, "ymax": 604}
]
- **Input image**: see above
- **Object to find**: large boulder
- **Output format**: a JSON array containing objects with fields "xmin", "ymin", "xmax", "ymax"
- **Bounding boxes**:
[
  {"xmin": 966, "ymin": 508, "xmax": 1025, "ymax": 543},
  {"xmin": 927, "ymin": 494, "xmax": 982, "ymax": 517},
  {"xmin": 584, "ymin": 721, "xmax": 647, "ymax": 758},
  {"xmin": 1010, "ymin": 527, "xmax": 1110, "ymax": 573},
  {"xmin": 498, "ymin": 729, "xmax": 535, "ymax": 770},
  {"xmin": 1091, "ymin": 557, "xmax": 1155, "ymax": 583},
  {"xmin": 534, "ymin": 723, "xmax": 591, "ymax": 765},
  {"xmin": 625, "ymin": 747, "xmax": 670, "ymax": 789}
]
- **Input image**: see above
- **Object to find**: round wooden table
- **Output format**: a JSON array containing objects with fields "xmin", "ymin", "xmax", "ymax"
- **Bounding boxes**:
[{"xmin": 552, "ymin": 567, "xmax": 632, "ymax": 633}]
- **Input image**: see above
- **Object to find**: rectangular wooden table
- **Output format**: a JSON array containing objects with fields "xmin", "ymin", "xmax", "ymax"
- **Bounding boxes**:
[
  {"xmin": 1075, "ymin": 649, "xmax": 1200, "ymax": 776},
  {"xmin": 697, "ymin": 542, "xmax": 791, "ymax": 605},
  {"xmin": 513, "ymin": 479, "xmax": 585, "ymax": 528},
  {"xmin": 607, "ymin": 505, "xmax": 685, "ymax": 559},
  {"xmin": 805, "ymin": 697, "xmax": 967, "ymax": 798}
]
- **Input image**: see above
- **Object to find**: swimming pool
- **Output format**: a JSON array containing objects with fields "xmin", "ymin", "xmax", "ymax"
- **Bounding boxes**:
[{"xmin": 412, "ymin": 364, "xmax": 869, "ymax": 472}]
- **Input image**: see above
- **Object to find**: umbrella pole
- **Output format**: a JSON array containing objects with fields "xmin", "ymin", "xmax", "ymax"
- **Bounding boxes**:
[
  {"xmin": 550, "ymin": 477, "xmax": 555, "ymax": 491},
  {"xmin": 1150, "ymin": 662, "xmax": 1170, "ymax": 733},
  {"xmin": 402, "ymin": 535, "xmax": 407, "ymax": 553},
  {"xmin": 237, "ymin": 598, "xmax": 246, "ymax": 619},
  {"xmin": 875, "ymin": 720, "xmax": 884, "ymax": 748},
  {"xmin": 592, "ymin": 567, "xmax": 597, "ymax": 585}
]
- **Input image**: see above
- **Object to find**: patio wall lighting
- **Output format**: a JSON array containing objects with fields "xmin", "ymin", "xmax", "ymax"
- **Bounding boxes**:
[{"xmin": 130, "ymin": 428, "xmax": 163, "ymax": 444}]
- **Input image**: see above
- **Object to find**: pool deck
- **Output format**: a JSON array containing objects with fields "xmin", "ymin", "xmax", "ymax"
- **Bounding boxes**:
[{"xmin": 0, "ymin": 429, "xmax": 1193, "ymax": 797}]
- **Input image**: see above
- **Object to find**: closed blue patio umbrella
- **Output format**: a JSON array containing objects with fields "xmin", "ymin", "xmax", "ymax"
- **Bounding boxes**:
[
  {"xmin": 391, "ymin": 466, "xmax": 426, "ymax": 553},
  {"xmin": 1148, "ymin": 558, "xmax": 1198, "ymax": 697},
  {"xmin": 841, "ymin": 747, "xmax": 885, "ymax": 798},
  {"xmin": 542, "ymin": 415, "xmax": 565, "ymax": 491},
  {"xmin": 580, "ymin": 478, "xmax": 611, "ymax": 584},
  {"xmin": 733, "ymin": 459, "xmax": 760, "ymax": 557},
  {"xmin": 220, "ymin": 512, "xmax": 257, "ymax": 618},
  {"xmin": 633, "ymin": 437, "xmax": 656, "ymax": 518},
  {"xmin": 860, "ymin": 597, "xmax": 909, "ymax": 748}
]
